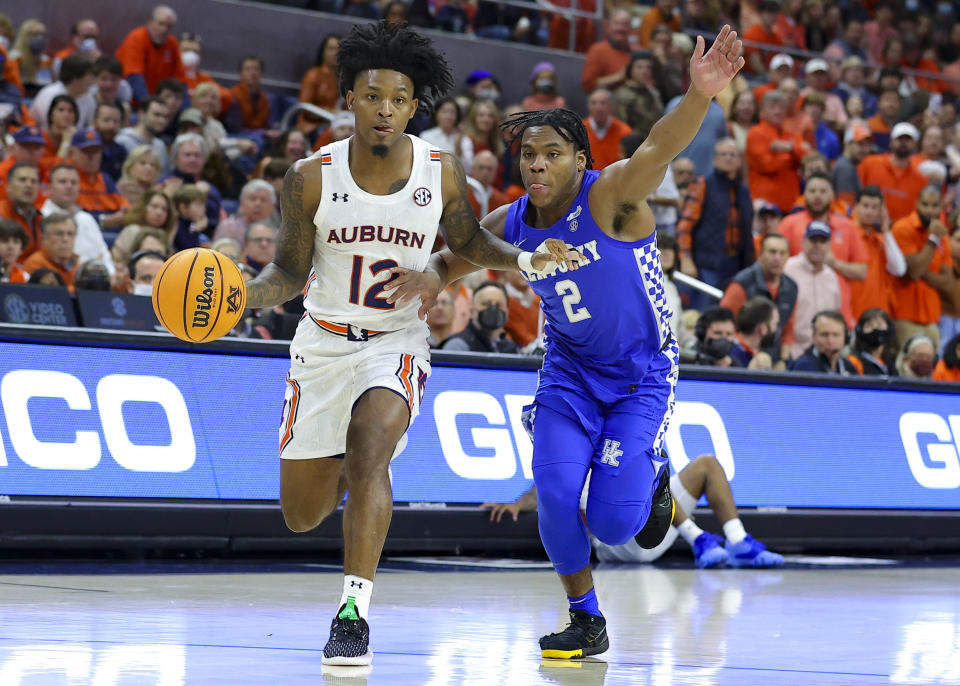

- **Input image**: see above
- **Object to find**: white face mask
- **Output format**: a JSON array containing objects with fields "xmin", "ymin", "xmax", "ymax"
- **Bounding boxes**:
[
  {"xmin": 0, "ymin": 36, "xmax": 9, "ymax": 51},
  {"xmin": 181, "ymin": 50, "xmax": 200, "ymax": 68},
  {"xmin": 80, "ymin": 38, "xmax": 97, "ymax": 52},
  {"xmin": 133, "ymin": 283, "xmax": 154, "ymax": 296}
]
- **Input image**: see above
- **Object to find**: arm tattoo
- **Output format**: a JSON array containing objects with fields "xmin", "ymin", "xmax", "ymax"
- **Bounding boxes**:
[
  {"xmin": 441, "ymin": 157, "xmax": 522, "ymax": 269},
  {"xmin": 246, "ymin": 167, "xmax": 315, "ymax": 309}
]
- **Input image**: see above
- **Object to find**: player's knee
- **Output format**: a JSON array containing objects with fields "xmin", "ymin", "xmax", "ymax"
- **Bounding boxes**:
[
  {"xmin": 532, "ymin": 472, "xmax": 580, "ymax": 519},
  {"xmin": 587, "ymin": 503, "xmax": 648, "ymax": 546},
  {"xmin": 281, "ymin": 504, "xmax": 323, "ymax": 533}
]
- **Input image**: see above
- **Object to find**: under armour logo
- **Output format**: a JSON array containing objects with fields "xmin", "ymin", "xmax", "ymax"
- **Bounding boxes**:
[
  {"xmin": 295, "ymin": 354, "xmax": 305, "ymax": 363},
  {"xmin": 600, "ymin": 439, "xmax": 623, "ymax": 467},
  {"xmin": 350, "ymin": 580, "xmax": 363, "ymax": 589},
  {"xmin": 332, "ymin": 193, "xmax": 348, "ymax": 202}
]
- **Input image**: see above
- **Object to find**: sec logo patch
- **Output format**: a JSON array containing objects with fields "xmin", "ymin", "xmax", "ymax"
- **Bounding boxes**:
[{"xmin": 413, "ymin": 187, "xmax": 432, "ymax": 206}]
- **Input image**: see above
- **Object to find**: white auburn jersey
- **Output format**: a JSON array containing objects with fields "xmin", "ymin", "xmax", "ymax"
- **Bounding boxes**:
[{"xmin": 302, "ymin": 135, "xmax": 444, "ymax": 331}]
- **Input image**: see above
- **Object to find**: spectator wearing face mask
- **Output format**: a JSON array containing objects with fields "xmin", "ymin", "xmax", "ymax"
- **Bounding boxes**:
[
  {"xmin": 847, "ymin": 308, "xmax": 897, "ymax": 376},
  {"xmin": 521, "ymin": 62, "xmax": 565, "ymax": 112},
  {"xmin": 441, "ymin": 281, "xmax": 519, "ymax": 354},
  {"xmin": 52, "ymin": 19, "xmax": 101, "ymax": 79},
  {"xmin": 74, "ymin": 260, "xmax": 112, "ymax": 292},
  {"xmin": 933, "ymin": 333, "xmax": 960, "ymax": 383},
  {"xmin": 128, "ymin": 249, "xmax": 165, "ymax": 296},
  {"xmin": 789, "ymin": 310, "xmax": 860, "ymax": 375},
  {"xmin": 896, "ymin": 334, "xmax": 938, "ymax": 380},
  {"xmin": 180, "ymin": 35, "xmax": 231, "ymax": 116}
]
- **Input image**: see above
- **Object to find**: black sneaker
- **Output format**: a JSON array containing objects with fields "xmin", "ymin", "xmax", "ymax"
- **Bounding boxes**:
[
  {"xmin": 540, "ymin": 609, "xmax": 609, "ymax": 659},
  {"xmin": 634, "ymin": 463, "xmax": 674, "ymax": 549},
  {"xmin": 322, "ymin": 603, "xmax": 373, "ymax": 666}
]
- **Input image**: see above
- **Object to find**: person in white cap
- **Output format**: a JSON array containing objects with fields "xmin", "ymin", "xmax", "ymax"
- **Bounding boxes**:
[
  {"xmin": 800, "ymin": 58, "xmax": 847, "ymax": 128},
  {"xmin": 858, "ymin": 121, "xmax": 928, "ymax": 222},
  {"xmin": 751, "ymin": 53, "xmax": 793, "ymax": 106}
]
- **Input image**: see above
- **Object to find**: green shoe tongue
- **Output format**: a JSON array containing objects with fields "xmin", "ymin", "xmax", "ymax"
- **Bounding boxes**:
[{"xmin": 339, "ymin": 597, "xmax": 359, "ymax": 621}]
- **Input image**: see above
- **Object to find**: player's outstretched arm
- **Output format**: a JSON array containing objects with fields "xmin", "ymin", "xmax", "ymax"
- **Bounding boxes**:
[
  {"xmin": 594, "ymin": 25, "xmax": 744, "ymax": 203},
  {"xmin": 245, "ymin": 159, "xmax": 322, "ymax": 309},
  {"xmin": 438, "ymin": 153, "xmax": 573, "ymax": 271}
]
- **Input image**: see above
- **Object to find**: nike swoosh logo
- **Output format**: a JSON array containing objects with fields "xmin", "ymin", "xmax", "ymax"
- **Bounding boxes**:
[{"xmin": 514, "ymin": 238, "xmax": 527, "ymax": 248}]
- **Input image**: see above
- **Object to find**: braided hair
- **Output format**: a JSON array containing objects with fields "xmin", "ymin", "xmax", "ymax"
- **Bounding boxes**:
[
  {"xmin": 337, "ymin": 21, "xmax": 455, "ymax": 115},
  {"xmin": 500, "ymin": 108, "xmax": 594, "ymax": 169}
]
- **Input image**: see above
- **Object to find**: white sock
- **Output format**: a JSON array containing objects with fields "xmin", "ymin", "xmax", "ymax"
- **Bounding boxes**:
[
  {"xmin": 339, "ymin": 575, "xmax": 373, "ymax": 619},
  {"xmin": 677, "ymin": 518, "xmax": 705, "ymax": 547},
  {"xmin": 722, "ymin": 518, "xmax": 747, "ymax": 545}
]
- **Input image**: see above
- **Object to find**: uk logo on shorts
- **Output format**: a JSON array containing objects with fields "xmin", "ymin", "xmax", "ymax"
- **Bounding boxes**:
[
  {"xmin": 413, "ymin": 187, "xmax": 432, "ymax": 206},
  {"xmin": 600, "ymin": 439, "xmax": 623, "ymax": 467}
]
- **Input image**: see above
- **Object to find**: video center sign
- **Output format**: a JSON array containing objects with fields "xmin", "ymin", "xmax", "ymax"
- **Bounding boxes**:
[{"xmin": 0, "ymin": 341, "xmax": 957, "ymax": 508}]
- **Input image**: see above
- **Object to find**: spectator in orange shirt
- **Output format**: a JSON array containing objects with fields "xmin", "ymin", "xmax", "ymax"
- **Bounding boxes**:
[
  {"xmin": 743, "ymin": 0, "xmax": 784, "ymax": 76},
  {"xmin": 849, "ymin": 185, "xmax": 906, "ymax": 320},
  {"xmin": 0, "ymin": 126, "xmax": 46, "ymax": 201},
  {"xmin": 867, "ymin": 89, "xmax": 900, "ymax": 152},
  {"xmin": 298, "ymin": 35, "xmax": 340, "ymax": 134},
  {"xmin": 227, "ymin": 55, "xmax": 275, "ymax": 133},
  {"xmin": 0, "ymin": 219, "xmax": 29, "ymax": 284},
  {"xmin": 468, "ymin": 151, "xmax": 509, "ymax": 218},
  {"xmin": 67, "ymin": 129, "xmax": 130, "ymax": 224},
  {"xmin": 522, "ymin": 62, "xmax": 566, "ymax": 112},
  {"xmin": 745, "ymin": 90, "xmax": 806, "ymax": 213},
  {"xmin": 21, "ymin": 212, "xmax": 80, "ymax": 291},
  {"xmin": 583, "ymin": 88, "xmax": 631, "ymax": 170},
  {"xmin": 580, "ymin": 9, "xmax": 632, "ymax": 94},
  {"xmin": 495, "ymin": 269, "xmax": 541, "ymax": 349},
  {"xmin": 115, "ymin": 6, "xmax": 185, "ymax": 102},
  {"xmin": 933, "ymin": 333, "xmax": 960, "ymax": 383},
  {"xmin": 777, "ymin": 78, "xmax": 814, "ymax": 147},
  {"xmin": 859, "ymin": 122, "xmax": 929, "ymax": 222},
  {"xmin": 179, "ymin": 34, "xmax": 230, "ymax": 115},
  {"xmin": 52, "ymin": 19, "xmax": 100, "ymax": 79},
  {"xmin": 790, "ymin": 152, "xmax": 849, "ymax": 215},
  {"xmin": 776, "ymin": 173, "xmax": 867, "ymax": 309},
  {"xmin": 752, "ymin": 53, "xmax": 793, "ymax": 107},
  {"xmin": 0, "ymin": 163, "xmax": 43, "ymax": 258},
  {"xmin": 637, "ymin": 0, "xmax": 681, "ymax": 48},
  {"xmin": 891, "ymin": 186, "xmax": 955, "ymax": 349}
]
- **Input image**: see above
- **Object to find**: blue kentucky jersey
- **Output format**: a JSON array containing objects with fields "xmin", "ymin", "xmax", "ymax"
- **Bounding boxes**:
[{"xmin": 504, "ymin": 170, "xmax": 675, "ymax": 399}]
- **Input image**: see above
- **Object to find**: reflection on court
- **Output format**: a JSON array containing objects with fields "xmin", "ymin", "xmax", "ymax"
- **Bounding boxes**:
[{"xmin": 0, "ymin": 563, "xmax": 957, "ymax": 685}]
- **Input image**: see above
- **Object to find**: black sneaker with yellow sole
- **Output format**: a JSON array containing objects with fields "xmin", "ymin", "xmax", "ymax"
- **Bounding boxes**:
[
  {"xmin": 540, "ymin": 609, "xmax": 609, "ymax": 659},
  {"xmin": 633, "ymin": 463, "xmax": 674, "ymax": 549}
]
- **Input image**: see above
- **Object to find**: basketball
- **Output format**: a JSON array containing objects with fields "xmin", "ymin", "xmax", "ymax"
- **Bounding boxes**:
[{"xmin": 152, "ymin": 248, "xmax": 247, "ymax": 343}]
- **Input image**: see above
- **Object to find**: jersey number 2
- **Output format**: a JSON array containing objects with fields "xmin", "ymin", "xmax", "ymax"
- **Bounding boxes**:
[
  {"xmin": 349, "ymin": 256, "xmax": 398, "ymax": 310},
  {"xmin": 555, "ymin": 279, "xmax": 591, "ymax": 323}
]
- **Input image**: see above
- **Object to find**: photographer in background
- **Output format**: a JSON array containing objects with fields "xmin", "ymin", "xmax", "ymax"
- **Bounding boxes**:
[{"xmin": 688, "ymin": 307, "xmax": 740, "ymax": 367}]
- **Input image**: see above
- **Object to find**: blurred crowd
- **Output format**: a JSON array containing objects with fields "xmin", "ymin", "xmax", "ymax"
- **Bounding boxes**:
[{"xmin": 0, "ymin": 2, "xmax": 959, "ymax": 382}]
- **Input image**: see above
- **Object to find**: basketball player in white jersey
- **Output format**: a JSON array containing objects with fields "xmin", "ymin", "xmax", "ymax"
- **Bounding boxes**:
[{"xmin": 242, "ymin": 22, "xmax": 573, "ymax": 666}]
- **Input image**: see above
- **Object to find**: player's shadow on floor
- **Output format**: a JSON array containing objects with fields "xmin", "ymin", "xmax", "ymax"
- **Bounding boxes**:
[{"xmin": 540, "ymin": 658, "xmax": 609, "ymax": 685}]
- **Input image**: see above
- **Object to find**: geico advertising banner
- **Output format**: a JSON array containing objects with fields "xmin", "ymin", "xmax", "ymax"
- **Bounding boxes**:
[{"xmin": 0, "ymin": 341, "xmax": 957, "ymax": 508}]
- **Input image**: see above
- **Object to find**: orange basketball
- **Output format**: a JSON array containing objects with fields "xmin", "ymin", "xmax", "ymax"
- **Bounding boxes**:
[{"xmin": 152, "ymin": 248, "xmax": 247, "ymax": 343}]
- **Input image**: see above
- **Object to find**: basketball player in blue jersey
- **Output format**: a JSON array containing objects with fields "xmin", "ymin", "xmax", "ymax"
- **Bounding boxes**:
[
  {"xmin": 388, "ymin": 25, "xmax": 745, "ymax": 658},
  {"xmin": 241, "ymin": 22, "xmax": 574, "ymax": 666}
]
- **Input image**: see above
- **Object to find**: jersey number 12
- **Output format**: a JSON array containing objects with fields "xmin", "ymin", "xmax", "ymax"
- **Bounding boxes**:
[
  {"xmin": 555, "ymin": 279, "xmax": 591, "ymax": 323},
  {"xmin": 349, "ymin": 256, "xmax": 398, "ymax": 310}
]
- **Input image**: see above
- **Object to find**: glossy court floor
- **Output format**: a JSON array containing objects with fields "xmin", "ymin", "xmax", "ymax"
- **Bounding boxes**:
[{"xmin": 0, "ymin": 558, "xmax": 958, "ymax": 685}]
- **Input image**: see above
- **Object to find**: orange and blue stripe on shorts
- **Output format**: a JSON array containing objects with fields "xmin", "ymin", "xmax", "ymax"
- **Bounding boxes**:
[
  {"xmin": 279, "ymin": 374, "xmax": 301, "ymax": 454},
  {"xmin": 396, "ymin": 353, "xmax": 416, "ymax": 415}
]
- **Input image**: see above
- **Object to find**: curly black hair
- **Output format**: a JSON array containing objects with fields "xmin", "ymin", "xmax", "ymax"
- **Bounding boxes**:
[
  {"xmin": 500, "ymin": 108, "xmax": 594, "ymax": 169},
  {"xmin": 337, "ymin": 21, "xmax": 455, "ymax": 115}
]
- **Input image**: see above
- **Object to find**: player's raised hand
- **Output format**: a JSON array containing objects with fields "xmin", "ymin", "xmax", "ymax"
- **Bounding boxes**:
[
  {"xmin": 531, "ymin": 238, "xmax": 582, "ymax": 272},
  {"xmin": 689, "ymin": 25, "xmax": 744, "ymax": 98},
  {"xmin": 384, "ymin": 266, "xmax": 443, "ymax": 319}
]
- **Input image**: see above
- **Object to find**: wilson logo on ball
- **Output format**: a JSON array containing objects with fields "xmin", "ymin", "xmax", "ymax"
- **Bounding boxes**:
[{"xmin": 192, "ymin": 266, "xmax": 216, "ymax": 328}]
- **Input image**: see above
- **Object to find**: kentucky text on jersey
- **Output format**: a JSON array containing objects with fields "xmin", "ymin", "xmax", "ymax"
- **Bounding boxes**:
[
  {"xmin": 519, "ymin": 240, "xmax": 601, "ymax": 281},
  {"xmin": 326, "ymin": 225, "xmax": 426, "ymax": 249}
]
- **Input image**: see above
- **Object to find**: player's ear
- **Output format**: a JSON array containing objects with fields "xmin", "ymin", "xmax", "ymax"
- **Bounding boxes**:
[
  {"xmin": 345, "ymin": 91, "xmax": 355, "ymax": 111},
  {"xmin": 575, "ymin": 148, "xmax": 587, "ymax": 172},
  {"xmin": 411, "ymin": 97, "xmax": 420, "ymax": 114}
]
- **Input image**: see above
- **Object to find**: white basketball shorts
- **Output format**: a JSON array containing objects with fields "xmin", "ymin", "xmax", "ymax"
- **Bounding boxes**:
[{"xmin": 278, "ymin": 315, "xmax": 431, "ymax": 460}]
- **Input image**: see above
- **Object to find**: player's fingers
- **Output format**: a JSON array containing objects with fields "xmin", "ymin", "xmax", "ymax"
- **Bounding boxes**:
[
  {"xmin": 694, "ymin": 34, "xmax": 705, "ymax": 60},
  {"xmin": 511, "ymin": 509, "xmax": 519, "ymax": 522}
]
